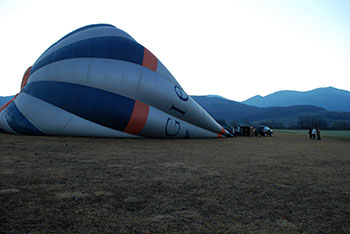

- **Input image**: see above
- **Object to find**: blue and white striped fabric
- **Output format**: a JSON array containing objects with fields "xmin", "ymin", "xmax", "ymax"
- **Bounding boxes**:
[{"xmin": 0, "ymin": 24, "xmax": 228, "ymax": 138}]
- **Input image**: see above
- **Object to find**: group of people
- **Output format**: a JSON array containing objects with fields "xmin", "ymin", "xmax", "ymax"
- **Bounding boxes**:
[{"xmin": 308, "ymin": 128, "xmax": 321, "ymax": 140}]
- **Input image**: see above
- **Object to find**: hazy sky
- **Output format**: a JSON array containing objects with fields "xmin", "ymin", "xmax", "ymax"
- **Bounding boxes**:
[{"xmin": 0, "ymin": 0, "xmax": 349, "ymax": 101}]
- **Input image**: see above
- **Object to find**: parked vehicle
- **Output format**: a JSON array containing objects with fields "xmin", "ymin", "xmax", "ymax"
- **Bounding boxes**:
[{"xmin": 255, "ymin": 125, "xmax": 273, "ymax": 136}]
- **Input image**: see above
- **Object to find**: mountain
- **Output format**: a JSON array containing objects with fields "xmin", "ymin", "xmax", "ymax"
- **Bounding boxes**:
[
  {"xmin": 192, "ymin": 95, "xmax": 350, "ymax": 129},
  {"xmin": 205, "ymin": 95, "xmax": 227, "ymax": 100},
  {"xmin": 242, "ymin": 87, "xmax": 350, "ymax": 112},
  {"xmin": 193, "ymin": 95, "xmax": 325, "ymax": 122}
]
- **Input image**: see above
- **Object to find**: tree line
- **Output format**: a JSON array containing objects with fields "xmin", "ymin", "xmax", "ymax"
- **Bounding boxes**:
[{"xmin": 228, "ymin": 117, "xmax": 350, "ymax": 130}]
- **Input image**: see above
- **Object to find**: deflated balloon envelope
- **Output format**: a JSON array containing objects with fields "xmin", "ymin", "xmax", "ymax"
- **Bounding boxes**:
[{"xmin": 0, "ymin": 24, "xmax": 228, "ymax": 138}]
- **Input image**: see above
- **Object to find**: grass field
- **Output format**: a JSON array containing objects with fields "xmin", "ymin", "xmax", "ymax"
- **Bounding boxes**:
[
  {"xmin": 1, "ymin": 132, "xmax": 349, "ymax": 233},
  {"xmin": 275, "ymin": 129, "xmax": 350, "ymax": 139}
]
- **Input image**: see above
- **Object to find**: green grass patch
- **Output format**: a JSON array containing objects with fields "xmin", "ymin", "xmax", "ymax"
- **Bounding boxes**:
[
  {"xmin": 275, "ymin": 129, "xmax": 307, "ymax": 135},
  {"xmin": 275, "ymin": 129, "xmax": 350, "ymax": 140}
]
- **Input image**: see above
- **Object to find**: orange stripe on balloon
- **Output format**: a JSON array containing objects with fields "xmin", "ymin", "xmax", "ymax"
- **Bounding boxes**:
[
  {"xmin": 124, "ymin": 100, "xmax": 149, "ymax": 135},
  {"xmin": 21, "ymin": 66, "xmax": 32, "ymax": 90},
  {"xmin": 142, "ymin": 47, "xmax": 158, "ymax": 71},
  {"xmin": 217, "ymin": 127, "xmax": 226, "ymax": 138},
  {"xmin": 0, "ymin": 94, "xmax": 18, "ymax": 113}
]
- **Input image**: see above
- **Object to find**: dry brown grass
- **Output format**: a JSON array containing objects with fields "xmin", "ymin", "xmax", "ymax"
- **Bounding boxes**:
[{"xmin": 1, "ymin": 132, "xmax": 349, "ymax": 233}]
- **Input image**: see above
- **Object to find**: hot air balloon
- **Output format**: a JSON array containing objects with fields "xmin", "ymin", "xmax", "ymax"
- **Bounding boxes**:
[{"xmin": 0, "ymin": 24, "xmax": 229, "ymax": 138}]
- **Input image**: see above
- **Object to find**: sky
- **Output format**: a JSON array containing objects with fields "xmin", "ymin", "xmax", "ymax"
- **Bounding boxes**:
[{"xmin": 0, "ymin": 0, "xmax": 349, "ymax": 101}]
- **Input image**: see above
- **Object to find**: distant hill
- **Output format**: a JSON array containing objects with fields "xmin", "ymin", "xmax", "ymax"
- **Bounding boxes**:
[
  {"xmin": 205, "ymin": 95, "xmax": 227, "ymax": 100},
  {"xmin": 193, "ymin": 95, "xmax": 325, "ymax": 122},
  {"xmin": 242, "ymin": 87, "xmax": 350, "ymax": 112},
  {"xmin": 192, "ymin": 95, "xmax": 350, "ymax": 129}
]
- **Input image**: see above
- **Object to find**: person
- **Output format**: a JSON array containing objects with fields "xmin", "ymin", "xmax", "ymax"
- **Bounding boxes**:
[
  {"xmin": 311, "ymin": 128, "xmax": 316, "ymax": 139},
  {"xmin": 308, "ymin": 128, "xmax": 312, "ymax": 139},
  {"xmin": 317, "ymin": 128, "xmax": 321, "ymax": 140}
]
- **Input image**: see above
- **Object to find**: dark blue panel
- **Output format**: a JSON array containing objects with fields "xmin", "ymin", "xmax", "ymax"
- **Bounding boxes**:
[
  {"xmin": 40, "ymin": 24, "xmax": 116, "ymax": 57},
  {"xmin": 31, "ymin": 36, "xmax": 144, "ymax": 75},
  {"xmin": 5, "ymin": 102, "xmax": 45, "ymax": 135},
  {"xmin": 22, "ymin": 81, "xmax": 135, "ymax": 132}
]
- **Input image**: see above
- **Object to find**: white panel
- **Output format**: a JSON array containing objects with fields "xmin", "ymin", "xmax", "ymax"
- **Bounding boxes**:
[
  {"xmin": 156, "ymin": 61, "xmax": 181, "ymax": 87},
  {"xmin": 140, "ymin": 106, "xmax": 218, "ymax": 138},
  {"xmin": 61, "ymin": 115, "xmax": 139, "ymax": 138}
]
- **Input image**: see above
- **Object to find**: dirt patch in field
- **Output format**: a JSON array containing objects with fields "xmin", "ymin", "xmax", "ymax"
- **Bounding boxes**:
[{"xmin": 0, "ymin": 133, "xmax": 349, "ymax": 233}]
